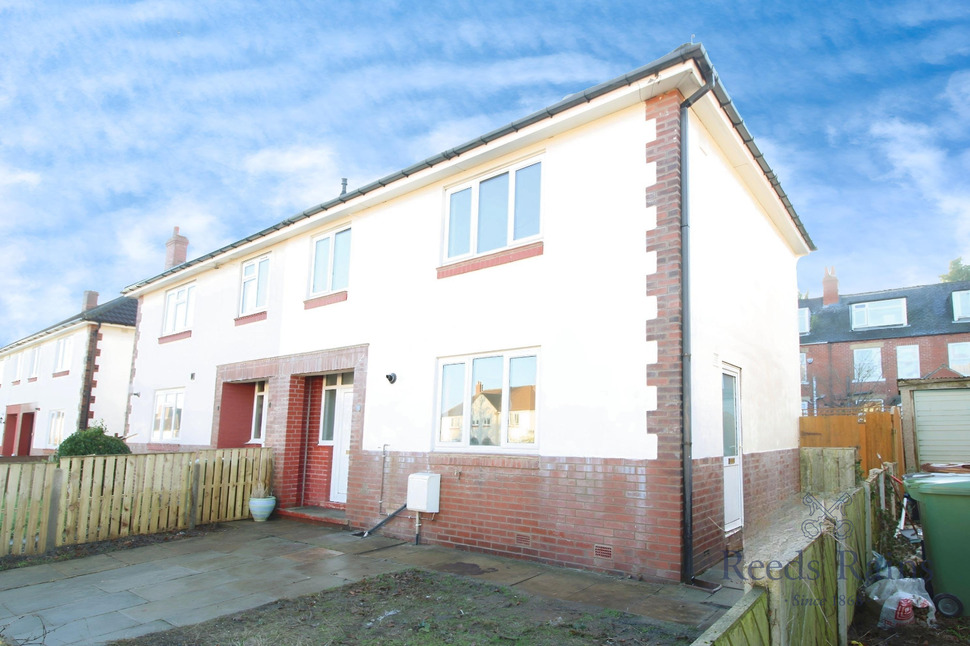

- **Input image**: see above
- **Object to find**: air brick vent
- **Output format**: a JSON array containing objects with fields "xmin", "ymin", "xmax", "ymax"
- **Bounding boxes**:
[
  {"xmin": 594, "ymin": 544, "xmax": 613, "ymax": 560},
  {"xmin": 515, "ymin": 533, "xmax": 531, "ymax": 547}
]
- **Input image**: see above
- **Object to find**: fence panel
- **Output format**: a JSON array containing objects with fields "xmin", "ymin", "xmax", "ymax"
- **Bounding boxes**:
[
  {"xmin": 800, "ymin": 408, "xmax": 901, "ymax": 473},
  {"xmin": 0, "ymin": 462, "xmax": 55, "ymax": 557},
  {"xmin": 195, "ymin": 448, "xmax": 272, "ymax": 525}
]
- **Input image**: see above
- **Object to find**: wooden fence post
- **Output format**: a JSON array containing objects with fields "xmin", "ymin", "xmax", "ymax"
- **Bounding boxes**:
[
  {"xmin": 188, "ymin": 457, "xmax": 200, "ymax": 530},
  {"xmin": 46, "ymin": 466, "xmax": 64, "ymax": 552}
]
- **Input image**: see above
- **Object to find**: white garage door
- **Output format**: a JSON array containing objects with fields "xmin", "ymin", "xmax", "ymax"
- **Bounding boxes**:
[{"xmin": 914, "ymin": 389, "xmax": 970, "ymax": 464}]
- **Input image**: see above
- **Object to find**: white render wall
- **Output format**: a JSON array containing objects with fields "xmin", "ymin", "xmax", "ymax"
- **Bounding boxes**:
[
  {"xmin": 0, "ymin": 326, "xmax": 88, "ymax": 450},
  {"xmin": 91, "ymin": 324, "xmax": 136, "ymax": 437},
  {"xmin": 685, "ymin": 111, "xmax": 802, "ymax": 458},
  {"xmin": 129, "ymin": 103, "xmax": 659, "ymax": 458}
]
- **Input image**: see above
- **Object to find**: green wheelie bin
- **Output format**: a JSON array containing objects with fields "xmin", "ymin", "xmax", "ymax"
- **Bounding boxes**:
[{"xmin": 903, "ymin": 473, "xmax": 970, "ymax": 617}]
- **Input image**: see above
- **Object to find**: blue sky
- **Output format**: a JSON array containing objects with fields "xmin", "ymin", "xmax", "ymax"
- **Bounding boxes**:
[{"xmin": 2, "ymin": 1, "xmax": 969, "ymax": 346}]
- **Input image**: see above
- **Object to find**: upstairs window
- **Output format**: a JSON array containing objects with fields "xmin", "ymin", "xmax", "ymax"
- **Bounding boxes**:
[
  {"xmin": 53, "ymin": 337, "xmax": 73, "ymax": 373},
  {"xmin": 10, "ymin": 353, "xmax": 21, "ymax": 382},
  {"xmin": 949, "ymin": 342, "xmax": 970, "ymax": 376},
  {"xmin": 163, "ymin": 283, "xmax": 196, "ymax": 335},
  {"xmin": 798, "ymin": 308, "xmax": 811, "ymax": 335},
  {"xmin": 954, "ymin": 291, "xmax": 970, "ymax": 322},
  {"xmin": 310, "ymin": 228, "xmax": 351, "ymax": 296},
  {"xmin": 437, "ymin": 350, "xmax": 538, "ymax": 450},
  {"xmin": 853, "ymin": 347, "xmax": 884, "ymax": 382},
  {"xmin": 800, "ymin": 353, "xmax": 808, "ymax": 384},
  {"xmin": 240, "ymin": 255, "xmax": 270, "ymax": 315},
  {"xmin": 446, "ymin": 160, "xmax": 541, "ymax": 260},
  {"xmin": 851, "ymin": 298, "xmax": 906, "ymax": 330},
  {"xmin": 896, "ymin": 345, "xmax": 921, "ymax": 379},
  {"xmin": 23, "ymin": 347, "xmax": 38, "ymax": 380}
]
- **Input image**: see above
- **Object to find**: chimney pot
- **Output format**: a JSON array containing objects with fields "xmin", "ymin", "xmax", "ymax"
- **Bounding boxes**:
[
  {"xmin": 165, "ymin": 226, "xmax": 189, "ymax": 270},
  {"xmin": 822, "ymin": 267, "xmax": 839, "ymax": 306},
  {"xmin": 82, "ymin": 290, "xmax": 99, "ymax": 312}
]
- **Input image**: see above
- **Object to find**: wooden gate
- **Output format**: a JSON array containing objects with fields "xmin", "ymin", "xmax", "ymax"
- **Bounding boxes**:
[{"xmin": 799, "ymin": 407, "xmax": 904, "ymax": 473}]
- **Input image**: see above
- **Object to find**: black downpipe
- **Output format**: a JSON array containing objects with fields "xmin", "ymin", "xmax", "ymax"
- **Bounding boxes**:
[
  {"xmin": 353, "ymin": 503, "xmax": 408, "ymax": 538},
  {"xmin": 679, "ymin": 75, "xmax": 717, "ymax": 586}
]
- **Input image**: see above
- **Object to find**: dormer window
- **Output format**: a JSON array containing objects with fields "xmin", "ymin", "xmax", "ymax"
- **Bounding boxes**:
[
  {"xmin": 798, "ymin": 308, "xmax": 810, "ymax": 335},
  {"xmin": 851, "ymin": 298, "xmax": 906, "ymax": 330},
  {"xmin": 954, "ymin": 291, "xmax": 970, "ymax": 322}
]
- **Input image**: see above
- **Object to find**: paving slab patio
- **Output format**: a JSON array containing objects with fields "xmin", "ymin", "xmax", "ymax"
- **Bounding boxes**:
[{"xmin": 0, "ymin": 518, "xmax": 732, "ymax": 645}]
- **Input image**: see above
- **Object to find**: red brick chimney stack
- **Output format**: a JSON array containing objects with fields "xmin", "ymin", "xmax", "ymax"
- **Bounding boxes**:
[
  {"xmin": 165, "ymin": 226, "xmax": 189, "ymax": 269},
  {"xmin": 822, "ymin": 267, "xmax": 839, "ymax": 306},
  {"xmin": 82, "ymin": 290, "xmax": 99, "ymax": 312}
]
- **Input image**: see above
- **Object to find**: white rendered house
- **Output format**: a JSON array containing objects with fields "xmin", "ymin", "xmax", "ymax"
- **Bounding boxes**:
[{"xmin": 123, "ymin": 44, "xmax": 813, "ymax": 581}]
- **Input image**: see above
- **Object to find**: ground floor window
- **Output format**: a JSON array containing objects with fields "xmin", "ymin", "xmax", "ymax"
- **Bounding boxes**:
[
  {"xmin": 48, "ymin": 410, "xmax": 66, "ymax": 447},
  {"xmin": 320, "ymin": 371, "xmax": 354, "ymax": 443},
  {"xmin": 437, "ymin": 349, "xmax": 537, "ymax": 450},
  {"xmin": 152, "ymin": 389, "xmax": 184, "ymax": 441},
  {"xmin": 251, "ymin": 381, "xmax": 267, "ymax": 442}
]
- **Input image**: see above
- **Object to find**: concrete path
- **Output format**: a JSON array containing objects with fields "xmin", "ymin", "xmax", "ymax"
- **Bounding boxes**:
[{"xmin": 0, "ymin": 519, "xmax": 740, "ymax": 645}]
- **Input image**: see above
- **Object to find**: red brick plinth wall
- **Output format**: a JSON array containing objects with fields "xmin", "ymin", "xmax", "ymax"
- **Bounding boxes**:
[
  {"xmin": 742, "ymin": 448, "xmax": 800, "ymax": 530},
  {"xmin": 346, "ymin": 452, "xmax": 683, "ymax": 581},
  {"xmin": 690, "ymin": 457, "xmax": 724, "ymax": 574}
]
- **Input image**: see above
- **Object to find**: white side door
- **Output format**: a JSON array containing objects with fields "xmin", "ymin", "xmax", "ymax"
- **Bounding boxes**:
[
  {"xmin": 329, "ymin": 388, "xmax": 354, "ymax": 503},
  {"xmin": 722, "ymin": 369, "xmax": 744, "ymax": 532}
]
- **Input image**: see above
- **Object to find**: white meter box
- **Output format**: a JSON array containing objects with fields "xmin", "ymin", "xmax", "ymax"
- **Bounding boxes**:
[{"xmin": 407, "ymin": 472, "xmax": 440, "ymax": 513}]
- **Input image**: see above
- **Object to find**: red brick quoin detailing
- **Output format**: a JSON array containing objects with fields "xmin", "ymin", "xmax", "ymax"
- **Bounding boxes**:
[{"xmin": 212, "ymin": 344, "xmax": 368, "ymax": 510}]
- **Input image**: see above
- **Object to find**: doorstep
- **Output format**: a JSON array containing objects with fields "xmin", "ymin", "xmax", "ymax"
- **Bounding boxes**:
[{"xmin": 276, "ymin": 505, "xmax": 348, "ymax": 527}]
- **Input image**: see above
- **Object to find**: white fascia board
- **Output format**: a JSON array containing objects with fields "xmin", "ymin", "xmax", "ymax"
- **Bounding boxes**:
[
  {"xmin": 0, "ymin": 319, "xmax": 92, "ymax": 357},
  {"xmin": 124, "ymin": 61, "xmax": 704, "ymax": 298},
  {"xmin": 689, "ymin": 92, "xmax": 813, "ymax": 257}
]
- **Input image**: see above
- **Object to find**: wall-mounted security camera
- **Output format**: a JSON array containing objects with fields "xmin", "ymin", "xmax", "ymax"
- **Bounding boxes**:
[{"xmin": 386, "ymin": 373, "xmax": 397, "ymax": 384}]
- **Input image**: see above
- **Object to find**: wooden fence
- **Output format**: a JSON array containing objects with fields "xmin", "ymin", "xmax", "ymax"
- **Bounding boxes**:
[
  {"xmin": 0, "ymin": 448, "xmax": 273, "ymax": 558},
  {"xmin": 800, "ymin": 407, "xmax": 904, "ymax": 474}
]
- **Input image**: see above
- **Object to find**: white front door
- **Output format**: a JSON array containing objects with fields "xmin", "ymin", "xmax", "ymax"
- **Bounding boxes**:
[
  {"xmin": 722, "ymin": 369, "xmax": 744, "ymax": 532},
  {"xmin": 330, "ymin": 388, "xmax": 354, "ymax": 503}
]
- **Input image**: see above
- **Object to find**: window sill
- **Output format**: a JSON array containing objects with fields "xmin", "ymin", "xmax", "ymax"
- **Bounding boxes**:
[
  {"xmin": 52, "ymin": 370, "xmax": 70, "ymax": 378},
  {"xmin": 158, "ymin": 330, "xmax": 192, "ymax": 344},
  {"xmin": 235, "ymin": 311, "xmax": 268, "ymax": 326},
  {"xmin": 11, "ymin": 380, "xmax": 20, "ymax": 386},
  {"xmin": 27, "ymin": 377, "xmax": 38, "ymax": 383},
  {"xmin": 437, "ymin": 241, "xmax": 543, "ymax": 279},
  {"xmin": 304, "ymin": 290, "xmax": 348, "ymax": 310}
]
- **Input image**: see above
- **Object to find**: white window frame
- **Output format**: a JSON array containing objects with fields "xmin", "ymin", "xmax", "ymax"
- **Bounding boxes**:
[
  {"xmin": 152, "ymin": 388, "xmax": 185, "ymax": 442},
  {"xmin": 443, "ymin": 157, "xmax": 542, "ymax": 263},
  {"xmin": 800, "ymin": 353, "xmax": 808, "ymax": 384},
  {"xmin": 53, "ymin": 336, "xmax": 73, "ymax": 373},
  {"xmin": 896, "ymin": 345, "xmax": 921, "ymax": 380},
  {"xmin": 239, "ymin": 255, "xmax": 270, "ymax": 316},
  {"xmin": 798, "ymin": 308, "xmax": 810, "ymax": 335},
  {"xmin": 434, "ymin": 348, "xmax": 539, "ymax": 452},
  {"xmin": 853, "ymin": 347, "xmax": 884, "ymax": 382},
  {"xmin": 250, "ymin": 381, "xmax": 267, "ymax": 443},
  {"xmin": 23, "ymin": 347, "xmax": 39, "ymax": 380},
  {"xmin": 47, "ymin": 410, "xmax": 66, "ymax": 447},
  {"xmin": 948, "ymin": 342, "xmax": 970, "ymax": 376},
  {"xmin": 308, "ymin": 226, "xmax": 352, "ymax": 297},
  {"xmin": 163, "ymin": 282, "xmax": 196, "ymax": 335},
  {"xmin": 11, "ymin": 353, "xmax": 22, "ymax": 381},
  {"xmin": 953, "ymin": 291, "xmax": 970, "ymax": 322},
  {"xmin": 851, "ymin": 298, "xmax": 907, "ymax": 330}
]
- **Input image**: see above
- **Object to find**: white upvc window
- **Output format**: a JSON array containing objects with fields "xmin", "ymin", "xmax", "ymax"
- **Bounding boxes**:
[
  {"xmin": 800, "ymin": 353, "xmax": 808, "ymax": 384},
  {"xmin": 319, "ymin": 371, "xmax": 354, "ymax": 443},
  {"xmin": 48, "ymin": 410, "xmax": 66, "ymax": 447},
  {"xmin": 953, "ymin": 291, "xmax": 970, "ymax": 322},
  {"xmin": 240, "ymin": 255, "xmax": 270, "ymax": 315},
  {"xmin": 851, "ymin": 298, "xmax": 907, "ymax": 330},
  {"xmin": 152, "ymin": 389, "xmax": 184, "ymax": 442},
  {"xmin": 948, "ymin": 342, "xmax": 970, "ymax": 376},
  {"xmin": 444, "ymin": 159, "xmax": 542, "ymax": 261},
  {"xmin": 251, "ymin": 381, "xmax": 267, "ymax": 443},
  {"xmin": 436, "ymin": 349, "xmax": 538, "ymax": 450},
  {"xmin": 309, "ymin": 227, "xmax": 351, "ymax": 296},
  {"xmin": 163, "ymin": 283, "xmax": 196, "ymax": 334},
  {"xmin": 896, "ymin": 345, "xmax": 921, "ymax": 379},
  {"xmin": 10, "ymin": 353, "xmax": 22, "ymax": 381},
  {"xmin": 798, "ymin": 308, "xmax": 810, "ymax": 335},
  {"xmin": 853, "ymin": 347, "xmax": 884, "ymax": 382},
  {"xmin": 23, "ymin": 347, "xmax": 38, "ymax": 379},
  {"xmin": 53, "ymin": 336, "xmax": 73, "ymax": 372}
]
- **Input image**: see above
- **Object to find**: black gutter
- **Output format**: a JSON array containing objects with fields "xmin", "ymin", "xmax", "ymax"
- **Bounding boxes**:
[{"xmin": 123, "ymin": 43, "xmax": 813, "ymax": 295}]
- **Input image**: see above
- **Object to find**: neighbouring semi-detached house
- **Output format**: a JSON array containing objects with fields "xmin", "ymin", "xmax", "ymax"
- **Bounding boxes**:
[
  {"xmin": 123, "ymin": 44, "xmax": 814, "ymax": 582},
  {"xmin": 799, "ymin": 269, "xmax": 970, "ymax": 412},
  {"xmin": 0, "ymin": 292, "xmax": 137, "ymax": 456}
]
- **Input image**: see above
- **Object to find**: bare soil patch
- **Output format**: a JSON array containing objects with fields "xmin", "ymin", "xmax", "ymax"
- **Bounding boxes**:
[{"xmin": 106, "ymin": 569, "xmax": 699, "ymax": 646}]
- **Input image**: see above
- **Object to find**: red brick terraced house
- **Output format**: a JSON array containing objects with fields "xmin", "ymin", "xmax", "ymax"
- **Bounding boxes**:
[{"xmin": 121, "ymin": 44, "xmax": 814, "ymax": 583}]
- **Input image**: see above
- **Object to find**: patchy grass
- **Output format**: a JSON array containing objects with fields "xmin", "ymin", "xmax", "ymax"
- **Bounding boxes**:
[{"xmin": 107, "ymin": 569, "xmax": 699, "ymax": 645}]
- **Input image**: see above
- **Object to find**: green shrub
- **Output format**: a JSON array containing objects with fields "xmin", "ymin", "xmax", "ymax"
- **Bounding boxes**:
[{"xmin": 56, "ymin": 422, "xmax": 131, "ymax": 457}]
